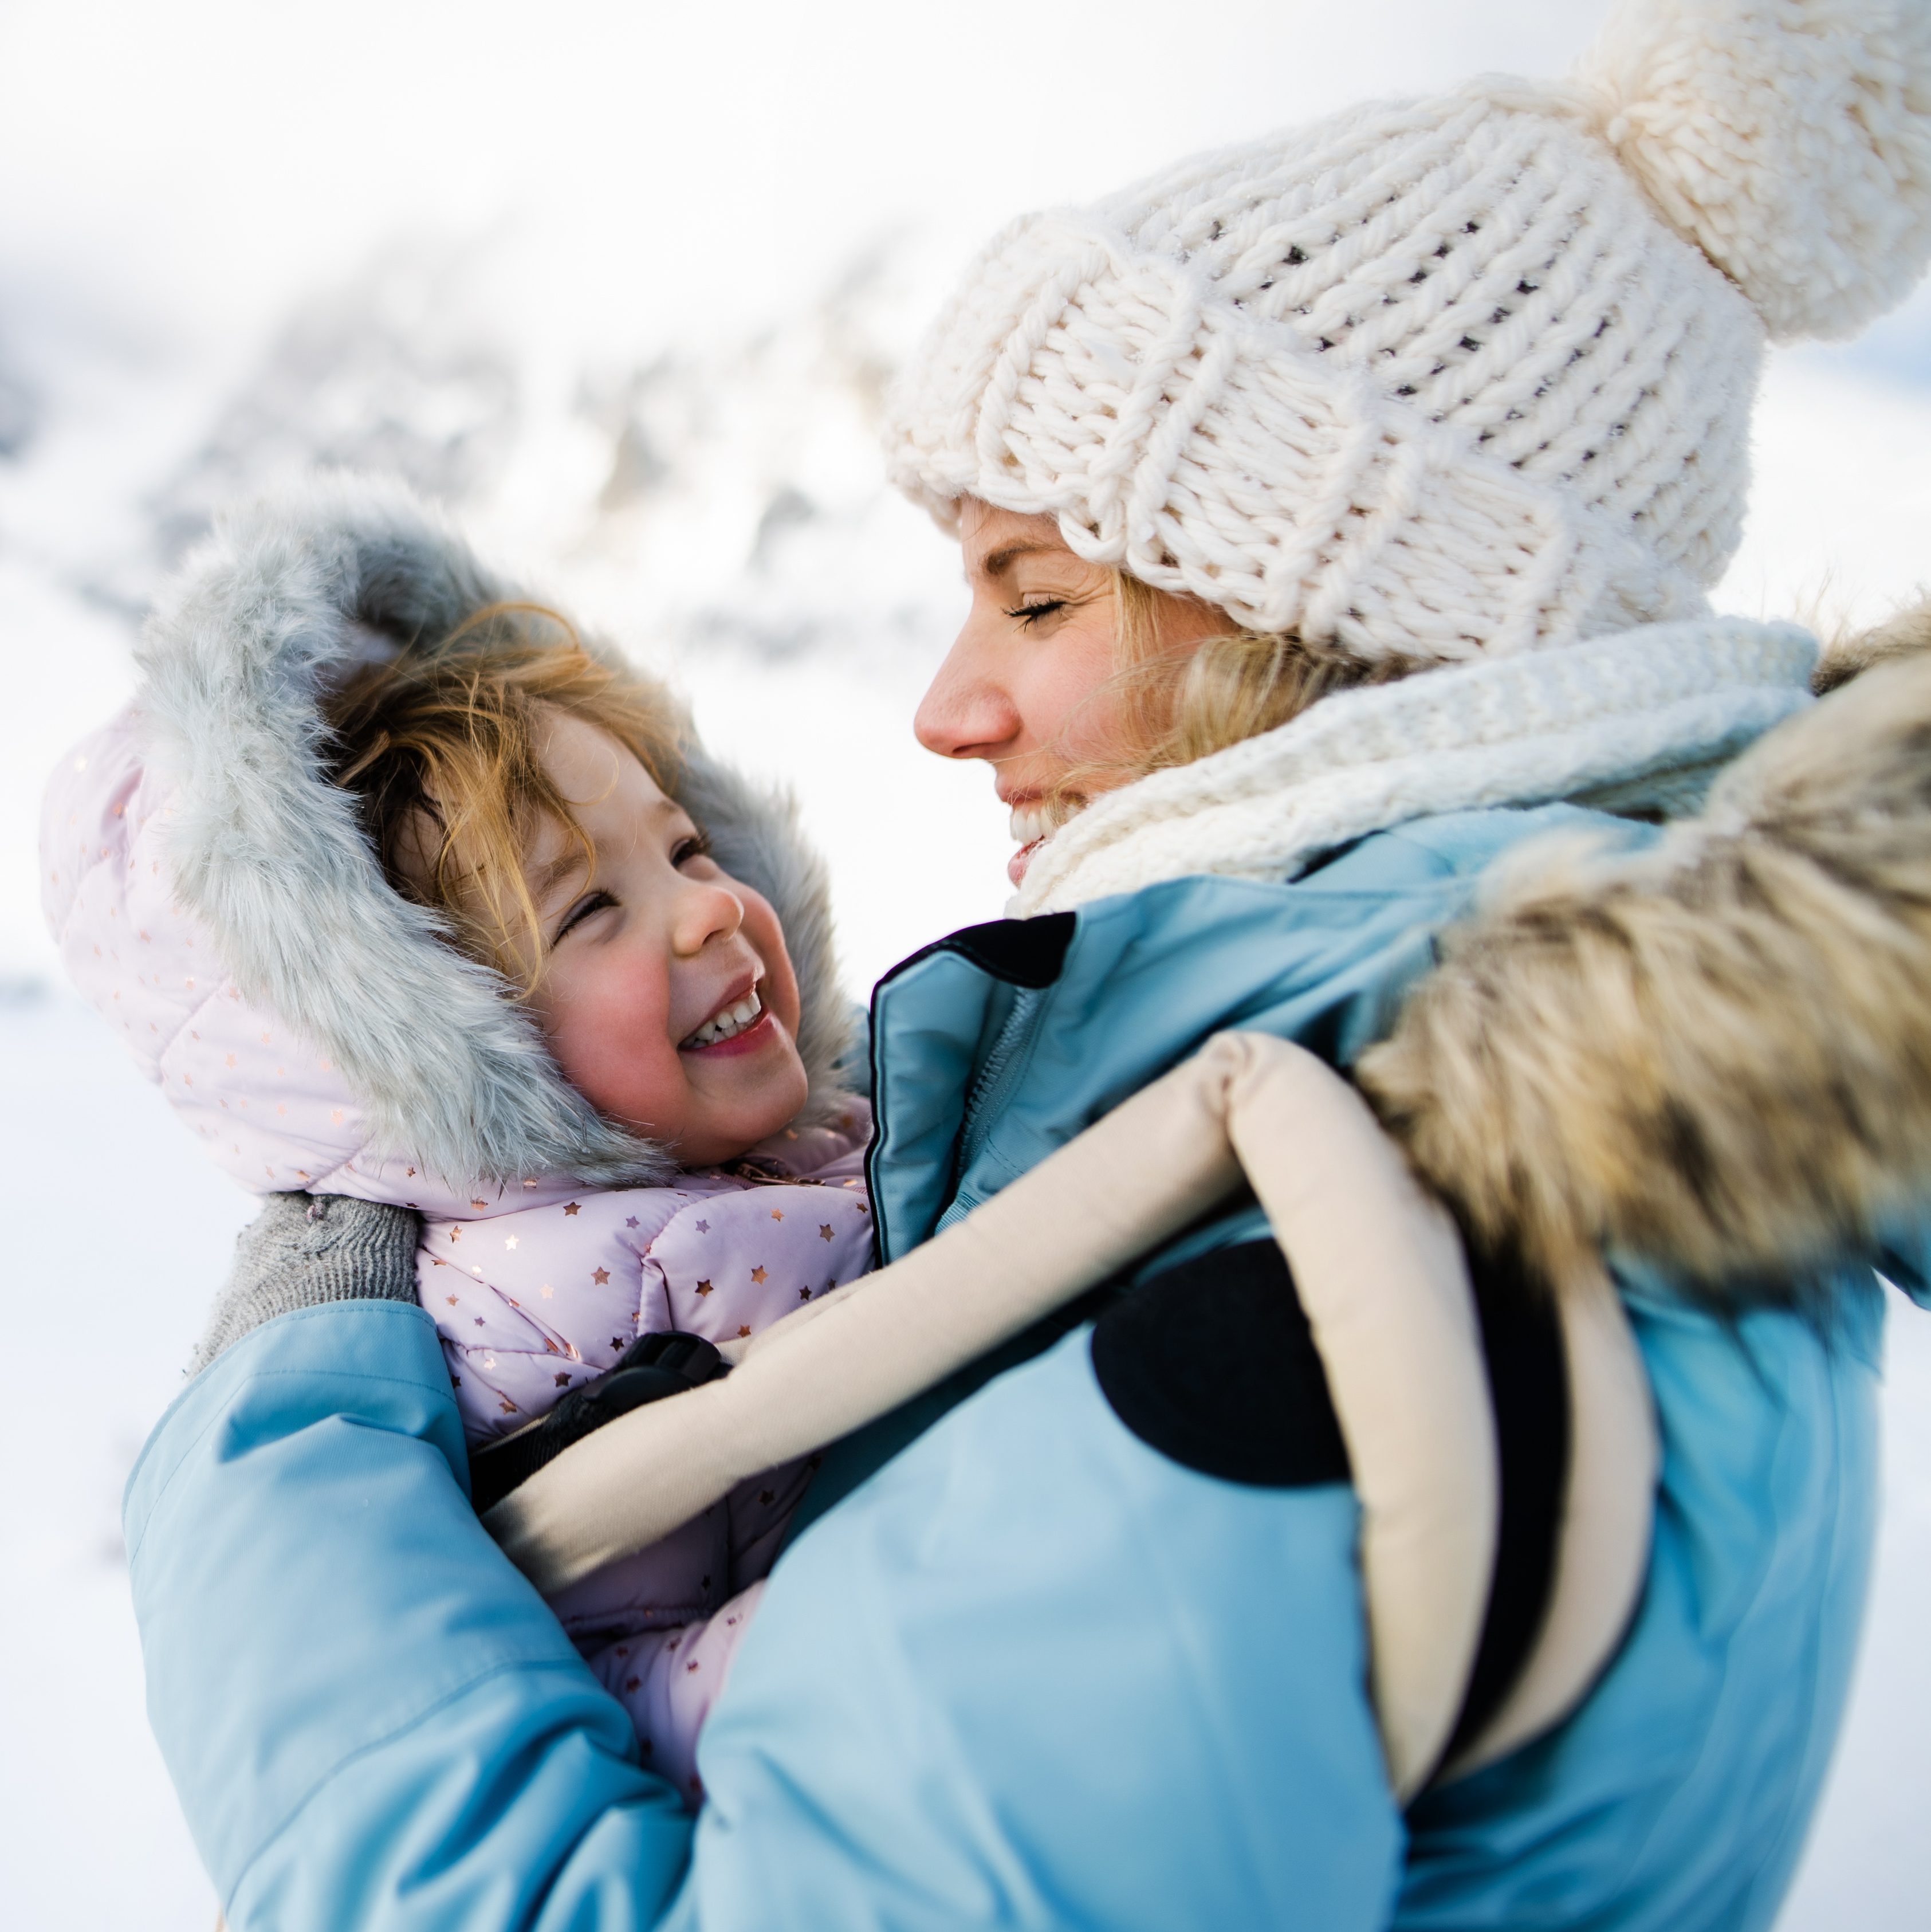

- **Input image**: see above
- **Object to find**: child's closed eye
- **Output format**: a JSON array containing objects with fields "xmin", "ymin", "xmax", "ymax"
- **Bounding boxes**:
[
  {"xmin": 672, "ymin": 831, "xmax": 713, "ymax": 868},
  {"xmin": 553, "ymin": 889, "xmax": 616, "ymax": 944}
]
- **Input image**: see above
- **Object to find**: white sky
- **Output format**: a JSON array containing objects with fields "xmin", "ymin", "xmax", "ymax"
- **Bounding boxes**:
[{"xmin": 0, "ymin": 1, "xmax": 1611, "ymax": 346}]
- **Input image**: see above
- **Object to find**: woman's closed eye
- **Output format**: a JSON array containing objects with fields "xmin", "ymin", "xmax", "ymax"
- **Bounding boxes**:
[
  {"xmin": 552, "ymin": 889, "xmax": 616, "ymax": 945},
  {"xmin": 1004, "ymin": 596, "xmax": 1068, "ymax": 630}
]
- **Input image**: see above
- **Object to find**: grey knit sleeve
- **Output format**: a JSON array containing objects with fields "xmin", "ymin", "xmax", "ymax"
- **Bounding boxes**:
[{"xmin": 189, "ymin": 1193, "xmax": 422, "ymax": 1376}]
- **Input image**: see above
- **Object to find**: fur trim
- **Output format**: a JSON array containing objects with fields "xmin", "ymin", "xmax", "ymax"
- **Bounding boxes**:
[
  {"xmin": 1815, "ymin": 590, "xmax": 1931, "ymax": 692},
  {"xmin": 137, "ymin": 472, "xmax": 852, "ymax": 1191},
  {"xmin": 1358, "ymin": 618, "xmax": 1931, "ymax": 1297}
]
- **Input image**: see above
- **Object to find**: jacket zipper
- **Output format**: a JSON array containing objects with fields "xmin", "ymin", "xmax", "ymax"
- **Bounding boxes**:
[{"xmin": 941, "ymin": 985, "xmax": 1047, "ymax": 1222}]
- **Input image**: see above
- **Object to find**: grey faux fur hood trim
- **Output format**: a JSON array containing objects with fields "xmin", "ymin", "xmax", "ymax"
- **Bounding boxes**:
[
  {"xmin": 1359, "ymin": 600, "xmax": 1931, "ymax": 1300},
  {"xmin": 136, "ymin": 473, "xmax": 852, "ymax": 1191}
]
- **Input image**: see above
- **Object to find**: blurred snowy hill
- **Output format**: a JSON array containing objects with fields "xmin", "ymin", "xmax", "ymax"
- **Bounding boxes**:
[
  {"xmin": 1, "ymin": 0, "xmax": 1927, "ymax": 1925},
  {"xmin": 0, "ymin": 222, "xmax": 1016, "ymax": 991},
  {"xmin": 136, "ymin": 230, "xmax": 950, "ymax": 649}
]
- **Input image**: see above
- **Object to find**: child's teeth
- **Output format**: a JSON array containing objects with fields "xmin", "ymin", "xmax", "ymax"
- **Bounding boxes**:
[{"xmin": 687, "ymin": 987, "xmax": 764, "ymax": 1047}]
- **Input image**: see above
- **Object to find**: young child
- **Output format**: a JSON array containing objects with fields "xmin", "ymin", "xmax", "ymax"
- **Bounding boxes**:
[{"xmin": 42, "ymin": 479, "xmax": 876, "ymax": 1804}]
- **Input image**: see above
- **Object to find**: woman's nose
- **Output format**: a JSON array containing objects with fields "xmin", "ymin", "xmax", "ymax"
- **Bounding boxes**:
[
  {"xmin": 672, "ymin": 879, "xmax": 744, "ymax": 957},
  {"xmin": 914, "ymin": 624, "xmax": 1021, "ymax": 761}
]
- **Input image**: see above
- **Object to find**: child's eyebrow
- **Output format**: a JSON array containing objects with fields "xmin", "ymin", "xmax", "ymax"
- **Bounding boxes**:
[
  {"xmin": 531, "ymin": 849, "xmax": 591, "ymax": 902},
  {"xmin": 532, "ymin": 796, "xmax": 684, "ymax": 904}
]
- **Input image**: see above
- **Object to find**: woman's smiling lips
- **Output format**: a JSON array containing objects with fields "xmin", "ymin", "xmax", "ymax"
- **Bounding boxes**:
[{"xmin": 1006, "ymin": 795, "xmax": 1076, "ymax": 887}]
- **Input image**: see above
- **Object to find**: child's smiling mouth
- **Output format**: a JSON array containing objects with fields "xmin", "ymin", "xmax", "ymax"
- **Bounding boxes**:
[{"xmin": 681, "ymin": 982, "xmax": 768, "ymax": 1053}]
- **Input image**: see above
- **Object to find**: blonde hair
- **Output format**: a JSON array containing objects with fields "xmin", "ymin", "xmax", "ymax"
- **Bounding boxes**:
[
  {"xmin": 1052, "ymin": 574, "xmax": 1421, "ymax": 805},
  {"xmin": 324, "ymin": 604, "xmax": 685, "ymax": 992}
]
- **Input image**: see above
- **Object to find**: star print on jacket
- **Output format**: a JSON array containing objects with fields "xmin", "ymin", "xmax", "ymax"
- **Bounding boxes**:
[
  {"xmin": 413, "ymin": 1101, "xmax": 876, "ymax": 1788},
  {"xmin": 421, "ymin": 1108, "xmax": 875, "ymax": 1466}
]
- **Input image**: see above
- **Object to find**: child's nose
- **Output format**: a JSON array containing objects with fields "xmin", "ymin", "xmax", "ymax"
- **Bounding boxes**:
[{"xmin": 673, "ymin": 879, "xmax": 744, "ymax": 956}]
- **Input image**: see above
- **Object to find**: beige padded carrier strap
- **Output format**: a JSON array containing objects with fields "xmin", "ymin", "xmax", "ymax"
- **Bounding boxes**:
[
  {"xmin": 1442, "ymin": 1260, "xmax": 1658, "ymax": 1782},
  {"xmin": 485, "ymin": 1032, "xmax": 1655, "ymax": 1800}
]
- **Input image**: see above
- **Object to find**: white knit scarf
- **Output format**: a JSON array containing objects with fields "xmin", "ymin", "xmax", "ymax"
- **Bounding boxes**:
[{"xmin": 1012, "ymin": 616, "xmax": 1818, "ymax": 917}]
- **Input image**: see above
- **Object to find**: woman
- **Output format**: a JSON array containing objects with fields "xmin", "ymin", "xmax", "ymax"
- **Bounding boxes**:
[{"xmin": 122, "ymin": 2, "xmax": 1931, "ymax": 1926}]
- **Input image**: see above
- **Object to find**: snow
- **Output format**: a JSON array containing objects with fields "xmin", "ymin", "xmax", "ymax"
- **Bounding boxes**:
[
  {"xmin": 1, "ymin": 0, "xmax": 1926, "ymax": 1921},
  {"xmin": 0, "ymin": 995, "xmax": 249, "ymax": 1932}
]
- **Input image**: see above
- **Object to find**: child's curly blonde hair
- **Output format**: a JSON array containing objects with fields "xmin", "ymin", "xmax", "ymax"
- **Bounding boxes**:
[{"xmin": 324, "ymin": 604, "xmax": 685, "ymax": 993}]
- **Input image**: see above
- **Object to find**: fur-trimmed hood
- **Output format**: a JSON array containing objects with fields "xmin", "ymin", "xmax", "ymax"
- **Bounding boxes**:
[
  {"xmin": 1360, "ymin": 606, "xmax": 1931, "ymax": 1298},
  {"xmin": 41, "ymin": 475, "xmax": 852, "ymax": 1220}
]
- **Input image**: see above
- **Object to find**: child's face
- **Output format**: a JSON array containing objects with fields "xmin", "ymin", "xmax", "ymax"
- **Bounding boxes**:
[{"xmin": 508, "ymin": 711, "xmax": 810, "ymax": 1166}]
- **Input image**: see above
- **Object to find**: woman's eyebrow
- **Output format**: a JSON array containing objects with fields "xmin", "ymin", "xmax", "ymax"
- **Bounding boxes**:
[{"xmin": 977, "ymin": 541, "xmax": 1057, "ymax": 581}]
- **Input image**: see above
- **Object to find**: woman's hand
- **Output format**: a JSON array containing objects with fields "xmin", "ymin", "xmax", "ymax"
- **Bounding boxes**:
[{"xmin": 188, "ymin": 1192, "xmax": 421, "ymax": 1375}]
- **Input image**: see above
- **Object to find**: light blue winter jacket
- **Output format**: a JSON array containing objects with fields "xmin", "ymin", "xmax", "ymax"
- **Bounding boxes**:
[{"xmin": 126, "ymin": 803, "xmax": 1891, "ymax": 1930}]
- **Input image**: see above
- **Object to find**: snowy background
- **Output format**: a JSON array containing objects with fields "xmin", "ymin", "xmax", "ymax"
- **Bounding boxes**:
[{"xmin": 1, "ymin": 1, "xmax": 1928, "ymax": 1923}]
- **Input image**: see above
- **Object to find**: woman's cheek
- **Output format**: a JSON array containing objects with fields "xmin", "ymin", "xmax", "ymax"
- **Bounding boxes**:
[{"xmin": 1038, "ymin": 619, "xmax": 1127, "ymax": 759}]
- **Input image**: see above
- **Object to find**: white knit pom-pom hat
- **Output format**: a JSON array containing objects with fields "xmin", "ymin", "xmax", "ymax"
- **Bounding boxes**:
[{"xmin": 887, "ymin": 0, "xmax": 1931, "ymax": 666}]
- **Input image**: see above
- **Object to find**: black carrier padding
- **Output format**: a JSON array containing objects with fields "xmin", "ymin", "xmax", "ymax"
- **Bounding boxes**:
[
  {"xmin": 1436, "ymin": 1239, "xmax": 1570, "ymax": 1775},
  {"xmin": 1091, "ymin": 1233, "xmax": 1571, "ymax": 1788},
  {"xmin": 466, "ymin": 1331, "xmax": 730, "ymax": 1516},
  {"xmin": 1091, "ymin": 1242, "xmax": 1351, "ymax": 1486}
]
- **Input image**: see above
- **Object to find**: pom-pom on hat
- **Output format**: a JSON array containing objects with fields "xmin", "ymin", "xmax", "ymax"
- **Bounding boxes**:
[
  {"xmin": 1582, "ymin": 0, "xmax": 1931, "ymax": 342},
  {"xmin": 887, "ymin": 0, "xmax": 1931, "ymax": 666}
]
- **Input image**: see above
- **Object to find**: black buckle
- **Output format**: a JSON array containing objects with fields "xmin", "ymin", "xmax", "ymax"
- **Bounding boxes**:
[{"xmin": 466, "ymin": 1330, "xmax": 730, "ymax": 1515}]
